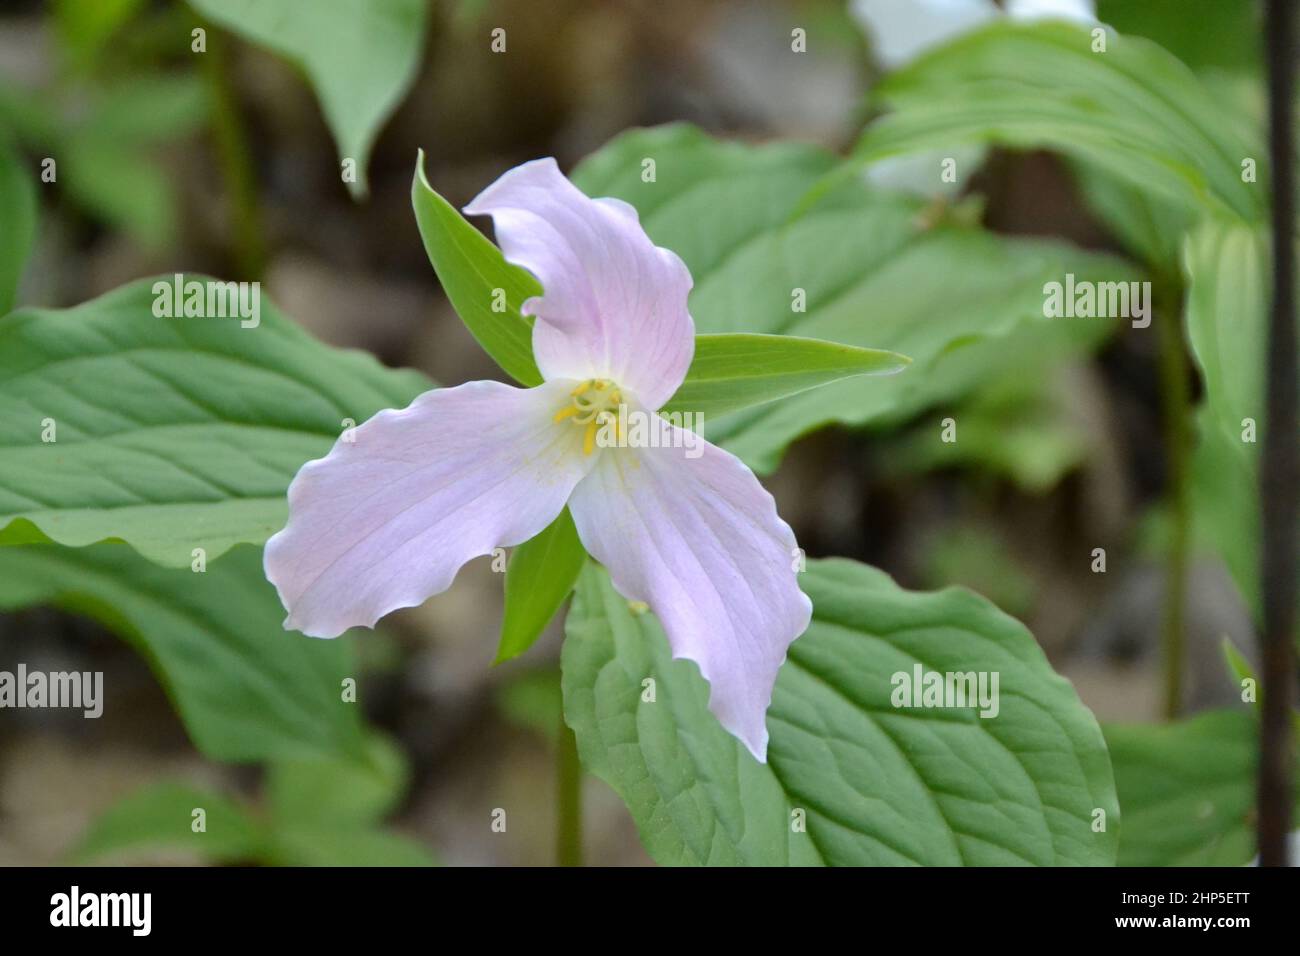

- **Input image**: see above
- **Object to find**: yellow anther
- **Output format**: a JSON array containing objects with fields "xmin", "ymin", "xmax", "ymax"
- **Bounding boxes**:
[{"xmin": 558, "ymin": 378, "xmax": 624, "ymax": 455}]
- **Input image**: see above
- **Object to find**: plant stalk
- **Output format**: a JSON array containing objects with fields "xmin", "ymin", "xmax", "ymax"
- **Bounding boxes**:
[
  {"xmin": 1155, "ymin": 287, "xmax": 1192, "ymax": 721},
  {"xmin": 200, "ymin": 19, "xmax": 265, "ymax": 281},
  {"xmin": 1258, "ymin": 0, "xmax": 1298, "ymax": 868},
  {"xmin": 556, "ymin": 705, "xmax": 583, "ymax": 867}
]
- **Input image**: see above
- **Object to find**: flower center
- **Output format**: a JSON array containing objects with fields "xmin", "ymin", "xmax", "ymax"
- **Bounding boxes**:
[{"xmin": 553, "ymin": 379, "xmax": 624, "ymax": 455}]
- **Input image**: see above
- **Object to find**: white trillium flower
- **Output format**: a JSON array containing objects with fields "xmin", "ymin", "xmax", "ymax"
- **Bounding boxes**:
[{"xmin": 264, "ymin": 159, "xmax": 813, "ymax": 761}]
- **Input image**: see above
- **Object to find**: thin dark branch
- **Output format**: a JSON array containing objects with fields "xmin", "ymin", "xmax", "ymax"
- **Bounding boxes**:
[{"xmin": 1259, "ymin": 0, "xmax": 1298, "ymax": 868}]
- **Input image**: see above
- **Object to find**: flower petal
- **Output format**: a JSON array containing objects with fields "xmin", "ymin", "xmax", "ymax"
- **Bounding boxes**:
[
  {"xmin": 464, "ymin": 158, "xmax": 695, "ymax": 410},
  {"xmin": 265, "ymin": 379, "xmax": 591, "ymax": 637},
  {"xmin": 567, "ymin": 426, "xmax": 811, "ymax": 761}
]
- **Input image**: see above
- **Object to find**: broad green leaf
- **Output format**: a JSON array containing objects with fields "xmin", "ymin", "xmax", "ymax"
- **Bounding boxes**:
[
  {"xmin": 661, "ymin": 333, "xmax": 910, "ymax": 420},
  {"xmin": 76, "ymin": 74, "xmax": 210, "ymax": 145},
  {"xmin": 854, "ymin": 22, "xmax": 1264, "ymax": 224},
  {"xmin": 1190, "ymin": 411, "xmax": 1261, "ymax": 614},
  {"xmin": 1094, "ymin": 0, "xmax": 1261, "ymax": 76},
  {"xmin": 54, "ymin": 0, "xmax": 147, "ymax": 71},
  {"xmin": 0, "ymin": 139, "xmax": 35, "ymax": 314},
  {"xmin": 266, "ymin": 825, "xmax": 435, "ymax": 866},
  {"xmin": 571, "ymin": 124, "xmax": 1134, "ymax": 473},
  {"xmin": 267, "ymin": 732, "xmax": 408, "ymax": 828},
  {"xmin": 0, "ymin": 276, "xmax": 430, "ymax": 566},
  {"xmin": 61, "ymin": 139, "xmax": 178, "ymax": 248},
  {"xmin": 190, "ymin": 0, "xmax": 427, "ymax": 198},
  {"xmin": 0, "ymin": 73, "xmax": 208, "ymax": 247},
  {"xmin": 1181, "ymin": 221, "xmax": 1282, "ymax": 616},
  {"xmin": 72, "ymin": 772, "xmax": 435, "ymax": 867},
  {"xmin": 1071, "ymin": 161, "xmax": 1191, "ymax": 275},
  {"xmin": 412, "ymin": 152, "xmax": 543, "ymax": 386},
  {"xmin": 562, "ymin": 559, "xmax": 1118, "ymax": 866},
  {"xmin": 1183, "ymin": 221, "xmax": 1269, "ymax": 451},
  {"xmin": 1105, "ymin": 710, "xmax": 1300, "ymax": 866},
  {"xmin": 71, "ymin": 782, "xmax": 264, "ymax": 864},
  {"xmin": 886, "ymin": 362, "xmax": 1091, "ymax": 493},
  {"xmin": 497, "ymin": 509, "xmax": 586, "ymax": 663},
  {"xmin": 0, "ymin": 544, "xmax": 365, "ymax": 763}
]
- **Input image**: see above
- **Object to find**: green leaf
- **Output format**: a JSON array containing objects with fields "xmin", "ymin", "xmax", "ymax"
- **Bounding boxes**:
[
  {"xmin": 412, "ymin": 152, "xmax": 543, "ymax": 386},
  {"xmin": 0, "ymin": 544, "xmax": 365, "ymax": 763},
  {"xmin": 571, "ymin": 124, "xmax": 1134, "ymax": 473},
  {"xmin": 661, "ymin": 333, "xmax": 909, "ymax": 419},
  {"xmin": 190, "ymin": 0, "xmax": 427, "ymax": 198},
  {"xmin": 562, "ymin": 559, "xmax": 1118, "ymax": 866},
  {"xmin": 1221, "ymin": 636, "xmax": 1255, "ymax": 687},
  {"xmin": 0, "ymin": 139, "xmax": 35, "ymax": 315},
  {"xmin": 61, "ymin": 139, "xmax": 178, "ymax": 248},
  {"xmin": 0, "ymin": 275, "xmax": 430, "ymax": 566},
  {"xmin": 0, "ymin": 72, "xmax": 207, "ymax": 247},
  {"xmin": 886, "ymin": 362, "xmax": 1091, "ymax": 493},
  {"xmin": 1071, "ymin": 161, "xmax": 1192, "ymax": 275},
  {"xmin": 266, "ymin": 825, "xmax": 435, "ymax": 866},
  {"xmin": 1190, "ymin": 411, "xmax": 1262, "ymax": 614},
  {"xmin": 854, "ymin": 22, "xmax": 1263, "ymax": 224},
  {"xmin": 75, "ymin": 73, "xmax": 209, "ymax": 145},
  {"xmin": 1094, "ymin": 0, "xmax": 1261, "ymax": 76},
  {"xmin": 54, "ymin": 0, "xmax": 147, "ymax": 71},
  {"xmin": 266, "ymin": 732, "xmax": 408, "ymax": 828},
  {"xmin": 1104, "ymin": 710, "xmax": 1300, "ymax": 866},
  {"xmin": 0, "ymin": 79, "xmax": 58, "ymax": 145},
  {"xmin": 1183, "ymin": 221, "xmax": 1269, "ymax": 451},
  {"xmin": 71, "ymin": 782, "xmax": 264, "ymax": 864},
  {"xmin": 497, "ymin": 509, "xmax": 586, "ymax": 663},
  {"xmin": 1181, "ymin": 222, "xmax": 1280, "ymax": 616}
]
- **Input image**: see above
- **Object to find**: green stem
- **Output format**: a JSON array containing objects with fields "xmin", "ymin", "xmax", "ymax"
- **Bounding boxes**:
[
  {"xmin": 555, "ymin": 704, "xmax": 583, "ymax": 867},
  {"xmin": 1155, "ymin": 286, "xmax": 1192, "ymax": 720},
  {"xmin": 200, "ymin": 19, "xmax": 265, "ymax": 280},
  {"xmin": 1258, "ymin": 0, "xmax": 1297, "ymax": 868},
  {"xmin": 555, "ymin": 704, "xmax": 583, "ymax": 866}
]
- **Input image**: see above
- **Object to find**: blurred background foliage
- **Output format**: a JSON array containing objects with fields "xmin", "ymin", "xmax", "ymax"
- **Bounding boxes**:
[{"xmin": 0, "ymin": 0, "xmax": 1281, "ymax": 865}]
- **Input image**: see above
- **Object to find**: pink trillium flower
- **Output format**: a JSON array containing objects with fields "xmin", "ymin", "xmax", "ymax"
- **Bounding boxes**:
[{"xmin": 264, "ymin": 158, "xmax": 812, "ymax": 761}]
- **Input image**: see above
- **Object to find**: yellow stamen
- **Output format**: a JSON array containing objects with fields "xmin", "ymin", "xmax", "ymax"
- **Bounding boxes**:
[{"xmin": 557, "ymin": 378, "xmax": 624, "ymax": 456}]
